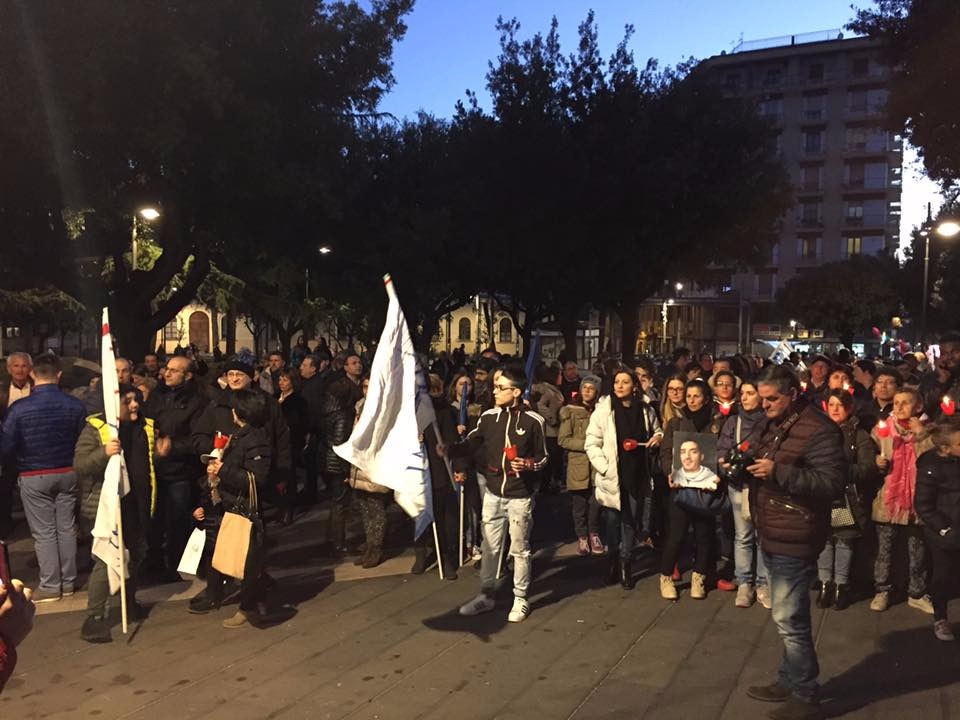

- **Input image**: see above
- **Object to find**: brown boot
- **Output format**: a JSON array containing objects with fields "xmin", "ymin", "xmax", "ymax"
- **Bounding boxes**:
[{"xmin": 362, "ymin": 546, "xmax": 383, "ymax": 569}]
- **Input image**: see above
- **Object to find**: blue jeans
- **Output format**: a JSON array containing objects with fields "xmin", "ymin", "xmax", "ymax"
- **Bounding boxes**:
[
  {"xmin": 604, "ymin": 484, "xmax": 642, "ymax": 559},
  {"xmin": 817, "ymin": 537, "xmax": 854, "ymax": 584},
  {"xmin": 729, "ymin": 487, "xmax": 766, "ymax": 586},
  {"xmin": 479, "ymin": 493, "xmax": 534, "ymax": 598},
  {"xmin": 763, "ymin": 550, "xmax": 819, "ymax": 702},
  {"xmin": 19, "ymin": 471, "xmax": 78, "ymax": 594}
]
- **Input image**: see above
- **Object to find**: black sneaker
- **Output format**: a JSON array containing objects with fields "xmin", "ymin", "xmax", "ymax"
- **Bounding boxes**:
[
  {"xmin": 188, "ymin": 593, "xmax": 221, "ymax": 614},
  {"xmin": 747, "ymin": 682, "xmax": 791, "ymax": 703},
  {"xmin": 81, "ymin": 615, "xmax": 112, "ymax": 644}
]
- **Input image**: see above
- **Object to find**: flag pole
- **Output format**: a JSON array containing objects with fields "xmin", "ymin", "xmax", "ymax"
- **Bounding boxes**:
[
  {"xmin": 116, "ymin": 497, "xmax": 128, "ymax": 634},
  {"xmin": 431, "ymin": 522, "xmax": 444, "ymax": 580},
  {"xmin": 458, "ymin": 489, "xmax": 465, "ymax": 567}
]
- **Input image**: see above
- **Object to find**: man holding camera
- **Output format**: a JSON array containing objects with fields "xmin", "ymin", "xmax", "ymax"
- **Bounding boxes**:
[{"xmin": 745, "ymin": 365, "xmax": 844, "ymax": 720}]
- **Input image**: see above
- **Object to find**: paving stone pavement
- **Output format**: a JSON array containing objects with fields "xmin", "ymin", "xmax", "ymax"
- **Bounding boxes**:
[{"xmin": 3, "ymin": 538, "xmax": 959, "ymax": 720}]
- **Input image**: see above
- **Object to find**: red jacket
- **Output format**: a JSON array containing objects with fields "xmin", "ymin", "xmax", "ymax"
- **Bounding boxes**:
[{"xmin": 0, "ymin": 634, "xmax": 15, "ymax": 694}]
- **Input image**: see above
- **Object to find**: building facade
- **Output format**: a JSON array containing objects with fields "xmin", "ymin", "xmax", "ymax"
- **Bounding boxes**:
[{"xmin": 639, "ymin": 31, "xmax": 903, "ymax": 356}]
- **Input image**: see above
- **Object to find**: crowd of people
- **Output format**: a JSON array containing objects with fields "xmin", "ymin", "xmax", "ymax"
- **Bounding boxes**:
[{"xmin": 1, "ymin": 332, "xmax": 959, "ymax": 718}]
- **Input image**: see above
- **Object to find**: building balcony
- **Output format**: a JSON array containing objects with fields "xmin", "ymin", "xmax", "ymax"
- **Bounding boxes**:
[{"xmin": 797, "ymin": 217, "xmax": 824, "ymax": 229}]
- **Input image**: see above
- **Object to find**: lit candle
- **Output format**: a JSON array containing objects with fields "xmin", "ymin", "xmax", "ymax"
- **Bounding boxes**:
[
  {"xmin": 876, "ymin": 419, "xmax": 891, "ymax": 438},
  {"xmin": 801, "ymin": 381, "xmax": 808, "ymax": 393},
  {"xmin": 942, "ymin": 395, "xmax": 956, "ymax": 416}
]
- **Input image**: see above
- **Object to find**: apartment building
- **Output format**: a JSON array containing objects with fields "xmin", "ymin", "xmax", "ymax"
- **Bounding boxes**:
[{"xmin": 638, "ymin": 30, "xmax": 902, "ymax": 356}]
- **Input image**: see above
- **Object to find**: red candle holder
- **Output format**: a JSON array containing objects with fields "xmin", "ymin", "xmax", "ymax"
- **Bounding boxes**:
[
  {"xmin": 941, "ymin": 395, "xmax": 956, "ymax": 417},
  {"xmin": 504, "ymin": 445, "xmax": 518, "ymax": 461},
  {"xmin": 622, "ymin": 438, "xmax": 639, "ymax": 452},
  {"xmin": 876, "ymin": 419, "xmax": 891, "ymax": 438}
]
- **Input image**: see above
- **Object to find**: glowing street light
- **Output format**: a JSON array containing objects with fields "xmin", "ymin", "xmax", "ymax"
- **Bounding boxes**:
[
  {"xmin": 132, "ymin": 207, "xmax": 161, "ymax": 271},
  {"xmin": 318, "ymin": 245, "xmax": 333, "ymax": 255},
  {"xmin": 936, "ymin": 220, "xmax": 960, "ymax": 238}
]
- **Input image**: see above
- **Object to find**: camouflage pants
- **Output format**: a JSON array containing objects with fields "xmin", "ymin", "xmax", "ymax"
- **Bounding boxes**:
[
  {"xmin": 355, "ymin": 490, "xmax": 389, "ymax": 549},
  {"xmin": 874, "ymin": 522, "xmax": 927, "ymax": 597}
]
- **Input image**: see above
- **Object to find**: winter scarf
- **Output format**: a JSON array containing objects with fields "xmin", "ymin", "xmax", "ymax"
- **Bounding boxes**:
[
  {"xmin": 884, "ymin": 428, "xmax": 919, "ymax": 521},
  {"xmin": 686, "ymin": 402, "xmax": 714, "ymax": 433}
]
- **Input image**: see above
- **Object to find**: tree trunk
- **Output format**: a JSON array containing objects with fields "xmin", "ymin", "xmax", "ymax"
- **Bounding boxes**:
[
  {"xmin": 618, "ymin": 303, "xmax": 639, "ymax": 361},
  {"xmin": 559, "ymin": 308, "xmax": 579, "ymax": 363},
  {"xmin": 482, "ymin": 301, "xmax": 497, "ymax": 352},
  {"xmin": 211, "ymin": 308, "xmax": 220, "ymax": 354},
  {"xmin": 225, "ymin": 309, "xmax": 237, "ymax": 356},
  {"xmin": 415, "ymin": 315, "xmax": 440, "ymax": 355}
]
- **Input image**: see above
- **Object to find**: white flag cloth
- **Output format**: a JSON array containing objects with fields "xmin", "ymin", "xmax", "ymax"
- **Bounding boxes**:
[
  {"xmin": 91, "ymin": 308, "xmax": 131, "ymax": 594},
  {"xmin": 334, "ymin": 275, "xmax": 435, "ymax": 538}
]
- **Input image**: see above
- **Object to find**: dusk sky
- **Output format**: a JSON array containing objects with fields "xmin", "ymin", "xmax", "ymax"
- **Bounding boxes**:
[{"xmin": 380, "ymin": 0, "xmax": 861, "ymax": 120}]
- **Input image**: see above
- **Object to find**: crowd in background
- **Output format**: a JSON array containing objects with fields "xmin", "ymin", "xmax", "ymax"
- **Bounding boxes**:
[{"xmin": 1, "ymin": 331, "xmax": 960, "ymax": 707}]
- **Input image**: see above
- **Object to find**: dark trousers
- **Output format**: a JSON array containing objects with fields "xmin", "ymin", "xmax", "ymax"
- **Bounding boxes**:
[
  {"xmin": 928, "ymin": 539, "xmax": 960, "ymax": 621},
  {"xmin": 159, "ymin": 480, "xmax": 194, "ymax": 572},
  {"xmin": 87, "ymin": 534, "xmax": 146, "ymax": 619},
  {"xmin": 604, "ymin": 483, "xmax": 642, "ymax": 559},
  {"xmin": 203, "ymin": 506, "xmax": 266, "ymax": 612},
  {"xmin": 540, "ymin": 437, "xmax": 563, "ymax": 490},
  {"xmin": 355, "ymin": 490, "xmax": 390, "ymax": 549},
  {"xmin": 660, "ymin": 499, "xmax": 716, "ymax": 576},
  {"xmin": 0, "ymin": 464, "xmax": 15, "ymax": 539},
  {"xmin": 417, "ymin": 483, "xmax": 459, "ymax": 567},
  {"xmin": 570, "ymin": 489, "xmax": 601, "ymax": 538},
  {"xmin": 300, "ymin": 436, "xmax": 320, "ymax": 504}
]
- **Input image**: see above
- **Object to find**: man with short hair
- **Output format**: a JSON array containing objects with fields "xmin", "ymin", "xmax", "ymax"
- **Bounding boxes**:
[
  {"xmin": 115, "ymin": 357, "xmax": 133, "ymax": 386},
  {"xmin": 473, "ymin": 358, "xmax": 497, "ymax": 411},
  {"xmin": 298, "ymin": 353, "xmax": 331, "ymax": 505},
  {"xmin": 745, "ymin": 365, "xmax": 844, "ymax": 719},
  {"xmin": 1, "ymin": 352, "xmax": 34, "ymax": 537},
  {"xmin": 0, "ymin": 355, "xmax": 86, "ymax": 601},
  {"xmin": 803, "ymin": 354, "xmax": 831, "ymax": 406},
  {"xmin": 2, "ymin": 353, "xmax": 33, "ymax": 411},
  {"xmin": 558, "ymin": 360, "xmax": 581, "ymax": 405},
  {"xmin": 143, "ymin": 353, "xmax": 160, "ymax": 379},
  {"xmin": 859, "ymin": 366, "xmax": 900, "ymax": 430},
  {"xmin": 672, "ymin": 347, "xmax": 691, "ymax": 374},
  {"xmin": 445, "ymin": 367, "xmax": 548, "ymax": 623},
  {"xmin": 147, "ymin": 355, "xmax": 207, "ymax": 581},
  {"xmin": 259, "ymin": 351, "xmax": 285, "ymax": 399}
]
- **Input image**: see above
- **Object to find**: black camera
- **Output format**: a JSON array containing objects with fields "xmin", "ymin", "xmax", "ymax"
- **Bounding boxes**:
[{"xmin": 722, "ymin": 440, "xmax": 756, "ymax": 485}]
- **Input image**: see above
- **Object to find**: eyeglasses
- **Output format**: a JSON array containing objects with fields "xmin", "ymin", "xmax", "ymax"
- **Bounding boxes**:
[
  {"xmin": 715, "ymin": 381, "xmax": 734, "ymax": 388},
  {"xmin": 493, "ymin": 384, "xmax": 515, "ymax": 392},
  {"xmin": 667, "ymin": 386, "xmax": 684, "ymax": 393}
]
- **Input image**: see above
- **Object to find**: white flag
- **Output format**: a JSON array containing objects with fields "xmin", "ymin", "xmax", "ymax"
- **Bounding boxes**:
[
  {"xmin": 91, "ymin": 308, "xmax": 130, "ymax": 594},
  {"xmin": 334, "ymin": 275, "xmax": 434, "ymax": 538}
]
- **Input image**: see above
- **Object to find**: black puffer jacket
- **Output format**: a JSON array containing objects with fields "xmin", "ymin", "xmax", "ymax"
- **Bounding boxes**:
[
  {"xmin": 152, "ymin": 380, "xmax": 206, "ymax": 484},
  {"xmin": 750, "ymin": 398, "xmax": 846, "ymax": 558},
  {"xmin": 915, "ymin": 449, "xmax": 960, "ymax": 550},
  {"xmin": 320, "ymin": 377, "xmax": 363, "ymax": 476},
  {"xmin": 214, "ymin": 424, "xmax": 272, "ymax": 513},
  {"xmin": 194, "ymin": 385, "xmax": 292, "ymax": 487}
]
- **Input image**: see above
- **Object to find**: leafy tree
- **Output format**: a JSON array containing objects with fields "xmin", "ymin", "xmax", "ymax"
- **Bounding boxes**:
[
  {"xmin": 776, "ymin": 256, "xmax": 903, "ymax": 347},
  {"xmin": 850, "ymin": 1, "xmax": 960, "ymax": 183},
  {"xmin": 0, "ymin": 0, "xmax": 412, "ymax": 357},
  {"xmin": 447, "ymin": 14, "xmax": 791, "ymax": 358}
]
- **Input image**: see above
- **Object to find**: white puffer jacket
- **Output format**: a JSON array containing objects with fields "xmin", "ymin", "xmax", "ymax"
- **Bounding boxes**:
[{"xmin": 584, "ymin": 396, "xmax": 662, "ymax": 511}]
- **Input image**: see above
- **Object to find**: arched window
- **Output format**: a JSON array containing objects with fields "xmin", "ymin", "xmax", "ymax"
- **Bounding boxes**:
[
  {"xmin": 499, "ymin": 317, "xmax": 512, "ymax": 343},
  {"xmin": 458, "ymin": 318, "xmax": 471, "ymax": 341}
]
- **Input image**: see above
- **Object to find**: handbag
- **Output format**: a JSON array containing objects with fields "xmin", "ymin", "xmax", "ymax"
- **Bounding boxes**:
[
  {"xmin": 673, "ymin": 485, "xmax": 731, "ymax": 517},
  {"xmin": 212, "ymin": 471, "xmax": 259, "ymax": 579},
  {"xmin": 831, "ymin": 484, "xmax": 864, "ymax": 529}
]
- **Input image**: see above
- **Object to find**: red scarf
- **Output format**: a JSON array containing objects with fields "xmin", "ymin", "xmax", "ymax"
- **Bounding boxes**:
[{"xmin": 884, "ymin": 429, "xmax": 918, "ymax": 520}]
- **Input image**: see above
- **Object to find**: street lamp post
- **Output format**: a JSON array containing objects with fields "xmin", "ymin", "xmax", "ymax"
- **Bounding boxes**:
[
  {"xmin": 305, "ymin": 246, "xmax": 334, "ymax": 301},
  {"xmin": 920, "ymin": 215, "xmax": 960, "ymax": 346},
  {"xmin": 131, "ymin": 207, "xmax": 160, "ymax": 271}
]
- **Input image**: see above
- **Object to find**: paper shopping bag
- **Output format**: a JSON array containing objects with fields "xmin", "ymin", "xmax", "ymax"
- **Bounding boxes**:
[{"xmin": 177, "ymin": 527, "xmax": 207, "ymax": 576}]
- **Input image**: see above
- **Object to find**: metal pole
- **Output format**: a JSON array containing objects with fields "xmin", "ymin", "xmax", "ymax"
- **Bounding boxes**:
[
  {"xmin": 131, "ymin": 215, "xmax": 138, "ymax": 272},
  {"xmin": 921, "ymin": 233, "xmax": 930, "ymax": 346},
  {"xmin": 305, "ymin": 268, "xmax": 310, "ymax": 302},
  {"xmin": 661, "ymin": 302, "xmax": 668, "ymax": 354}
]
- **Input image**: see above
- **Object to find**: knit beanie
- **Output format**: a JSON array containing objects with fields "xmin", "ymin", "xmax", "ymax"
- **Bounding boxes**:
[{"xmin": 580, "ymin": 374, "xmax": 601, "ymax": 393}]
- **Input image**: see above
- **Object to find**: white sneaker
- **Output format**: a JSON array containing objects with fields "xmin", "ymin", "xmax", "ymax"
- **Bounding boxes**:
[
  {"xmin": 507, "ymin": 596, "xmax": 530, "ymax": 623},
  {"xmin": 908, "ymin": 594, "xmax": 935, "ymax": 615},
  {"xmin": 471, "ymin": 546, "xmax": 482, "ymax": 563},
  {"xmin": 735, "ymin": 583, "xmax": 755, "ymax": 608},
  {"xmin": 659, "ymin": 575, "xmax": 678, "ymax": 600},
  {"xmin": 870, "ymin": 591, "xmax": 889, "ymax": 612},
  {"xmin": 934, "ymin": 619, "xmax": 956, "ymax": 641},
  {"xmin": 458, "ymin": 593, "xmax": 495, "ymax": 616},
  {"xmin": 756, "ymin": 585, "xmax": 772, "ymax": 609},
  {"xmin": 690, "ymin": 572, "xmax": 706, "ymax": 600}
]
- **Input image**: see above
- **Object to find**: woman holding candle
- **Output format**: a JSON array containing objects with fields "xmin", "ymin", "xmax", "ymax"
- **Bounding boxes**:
[
  {"xmin": 914, "ymin": 416, "xmax": 960, "ymax": 640},
  {"xmin": 585, "ymin": 368, "xmax": 662, "ymax": 589},
  {"xmin": 869, "ymin": 387, "xmax": 935, "ymax": 613}
]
